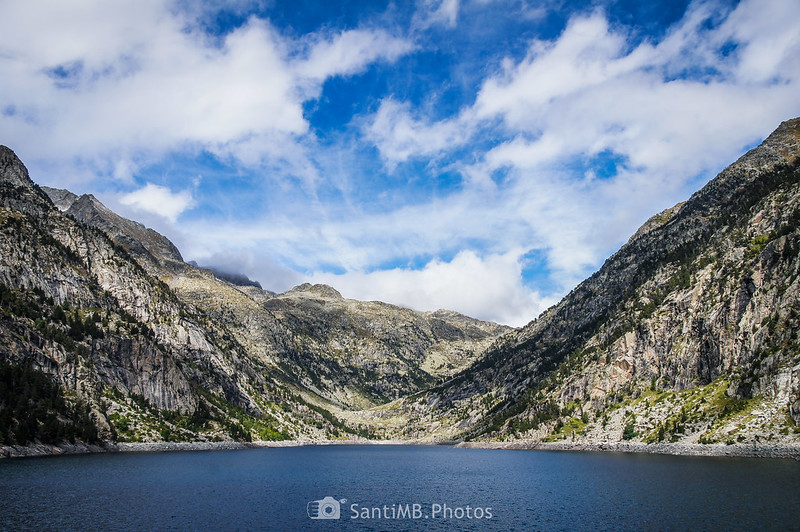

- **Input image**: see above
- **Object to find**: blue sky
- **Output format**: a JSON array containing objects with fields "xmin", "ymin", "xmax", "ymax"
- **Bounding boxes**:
[{"xmin": 1, "ymin": 0, "xmax": 799, "ymax": 326}]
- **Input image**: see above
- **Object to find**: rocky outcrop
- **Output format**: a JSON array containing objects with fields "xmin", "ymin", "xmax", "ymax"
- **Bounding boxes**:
[
  {"xmin": 3, "ymin": 117, "xmax": 799, "ymax": 451},
  {"xmin": 1, "ymin": 145, "xmax": 510, "ymax": 446},
  {"xmin": 42, "ymin": 187, "xmax": 184, "ymax": 270},
  {"xmin": 40, "ymin": 186, "xmax": 78, "ymax": 211},
  {"xmin": 0, "ymin": 146, "xmax": 33, "ymax": 188},
  {"xmin": 376, "ymin": 118, "xmax": 800, "ymax": 445}
]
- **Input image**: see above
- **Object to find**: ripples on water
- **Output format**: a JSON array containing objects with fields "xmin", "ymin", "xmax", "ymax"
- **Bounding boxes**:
[{"xmin": 1, "ymin": 445, "xmax": 798, "ymax": 531}]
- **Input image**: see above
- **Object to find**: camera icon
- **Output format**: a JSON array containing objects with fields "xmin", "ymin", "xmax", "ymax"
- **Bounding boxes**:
[{"xmin": 307, "ymin": 496, "xmax": 346, "ymax": 520}]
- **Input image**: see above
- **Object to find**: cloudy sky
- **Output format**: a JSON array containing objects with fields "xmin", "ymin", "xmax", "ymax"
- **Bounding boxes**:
[{"xmin": 2, "ymin": 0, "xmax": 799, "ymax": 326}]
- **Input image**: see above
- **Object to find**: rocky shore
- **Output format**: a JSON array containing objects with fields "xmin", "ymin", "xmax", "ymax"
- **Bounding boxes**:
[
  {"xmin": 4, "ymin": 438, "xmax": 800, "ymax": 460},
  {"xmin": 0, "ymin": 441, "xmax": 270, "ymax": 459},
  {"xmin": 0, "ymin": 438, "xmax": 433, "ymax": 459},
  {"xmin": 455, "ymin": 440, "xmax": 800, "ymax": 459},
  {"xmin": 0, "ymin": 442, "xmax": 114, "ymax": 459}
]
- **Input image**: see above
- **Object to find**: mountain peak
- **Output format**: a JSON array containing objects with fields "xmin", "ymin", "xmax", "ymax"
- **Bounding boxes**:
[
  {"xmin": 729, "ymin": 116, "xmax": 800, "ymax": 173},
  {"xmin": 287, "ymin": 283, "xmax": 343, "ymax": 299},
  {"xmin": 68, "ymin": 193, "xmax": 120, "ymax": 221},
  {"xmin": 40, "ymin": 186, "xmax": 79, "ymax": 211},
  {"xmin": 40, "ymin": 186, "xmax": 184, "ymax": 266},
  {"xmin": 763, "ymin": 117, "xmax": 800, "ymax": 163},
  {"xmin": 0, "ymin": 145, "xmax": 33, "ymax": 188}
]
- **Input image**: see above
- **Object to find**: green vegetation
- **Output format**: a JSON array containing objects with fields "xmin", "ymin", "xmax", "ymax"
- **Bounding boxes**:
[
  {"xmin": 505, "ymin": 400, "xmax": 560, "ymax": 435},
  {"xmin": 746, "ymin": 233, "xmax": 776, "ymax": 260},
  {"xmin": 639, "ymin": 378, "xmax": 754, "ymax": 444},
  {"xmin": 636, "ymin": 264, "xmax": 693, "ymax": 321},
  {"xmin": 622, "ymin": 411, "xmax": 638, "ymax": 440},
  {"xmin": 544, "ymin": 416, "xmax": 587, "ymax": 442},
  {"xmin": 0, "ymin": 282, "xmax": 158, "ymax": 355},
  {"xmin": 622, "ymin": 421, "xmax": 638, "ymax": 440},
  {"xmin": 0, "ymin": 363, "xmax": 99, "ymax": 445},
  {"xmin": 195, "ymin": 388, "xmax": 288, "ymax": 441},
  {"xmin": 105, "ymin": 385, "xmax": 291, "ymax": 443}
]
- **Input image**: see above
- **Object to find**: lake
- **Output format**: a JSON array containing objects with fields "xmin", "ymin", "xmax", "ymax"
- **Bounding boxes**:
[{"xmin": 1, "ymin": 445, "xmax": 798, "ymax": 531}]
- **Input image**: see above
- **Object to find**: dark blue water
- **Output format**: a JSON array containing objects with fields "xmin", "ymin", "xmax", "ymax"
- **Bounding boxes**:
[{"xmin": 1, "ymin": 445, "xmax": 798, "ymax": 531}]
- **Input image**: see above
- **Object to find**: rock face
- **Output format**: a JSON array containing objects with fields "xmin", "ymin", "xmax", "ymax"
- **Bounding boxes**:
[
  {"xmin": 42, "ymin": 187, "xmax": 184, "ymax": 270},
  {"xmin": 376, "ymin": 118, "xmax": 800, "ymax": 445},
  {"xmin": 2, "ymin": 117, "xmax": 799, "ymax": 450},
  {"xmin": 0, "ymin": 149, "xmax": 509, "ymax": 445},
  {"xmin": 0, "ymin": 146, "xmax": 32, "ymax": 188},
  {"xmin": 166, "ymin": 270, "xmax": 508, "ymax": 411}
]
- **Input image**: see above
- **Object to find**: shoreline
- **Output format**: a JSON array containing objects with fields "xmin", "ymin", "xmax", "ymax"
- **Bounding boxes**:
[
  {"xmin": 3, "ymin": 438, "xmax": 799, "ymax": 460},
  {"xmin": 0, "ymin": 438, "xmax": 446, "ymax": 459},
  {"xmin": 455, "ymin": 440, "xmax": 800, "ymax": 459}
]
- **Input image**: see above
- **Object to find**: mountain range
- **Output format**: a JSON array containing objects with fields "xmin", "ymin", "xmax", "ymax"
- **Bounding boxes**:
[{"xmin": 1, "ymin": 117, "xmax": 799, "ymax": 452}]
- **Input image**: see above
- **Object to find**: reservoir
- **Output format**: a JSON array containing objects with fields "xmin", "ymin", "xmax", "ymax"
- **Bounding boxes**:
[{"xmin": 1, "ymin": 445, "xmax": 798, "ymax": 530}]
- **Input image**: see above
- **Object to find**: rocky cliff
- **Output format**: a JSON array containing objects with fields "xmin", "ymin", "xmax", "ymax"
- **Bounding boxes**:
[
  {"xmin": 372, "ymin": 118, "xmax": 800, "ymax": 446},
  {"xmin": 2, "ymin": 117, "xmax": 799, "ymax": 451},
  {"xmin": 1, "ymin": 147, "xmax": 324, "ymax": 444},
  {"xmin": 41, "ymin": 186, "xmax": 184, "ymax": 271},
  {"xmin": 1, "ymin": 148, "xmax": 508, "ymax": 447}
]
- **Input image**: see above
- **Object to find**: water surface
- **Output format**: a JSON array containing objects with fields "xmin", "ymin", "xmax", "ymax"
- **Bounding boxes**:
[{"xmin": 1, "ymin": 445, "xmax": 798, "ymax": 531}]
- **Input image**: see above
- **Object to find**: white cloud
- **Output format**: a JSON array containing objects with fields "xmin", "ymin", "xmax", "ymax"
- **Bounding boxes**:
[
  {"xmin": 311, "ymin": 250, "xmax": 557, "ymax": 327},
  {"xmin": 3, "ymin": 0, "xmax": 799, "ymax": 328},
  {"xmin": 153, "ymin": 0, "xmax": 800, "ymax": 329},
  {"xmin": 0, "ymin": 0, "xmax": 413, "ymax": 182},
  {"xmin": 714, "ymin": 0, "xmax": 800, "ymax": 83},
  {"xmin": 378, "ymin": 0, "xmax": 800, "ymax": 178},
  {"xmin": 189, "ymin": 248, "xmax": 303, "ymax": 293},
  {"xmin": 120, "ymin": 184, "xmax": 194, "ymax": 222},
  {"xmin": 365, "ymin": 99, "xmax": 469, "ymax": 170},
  {"xmin": 473, "ymin": 13, "xmax": 640, "ymax": 125},
  {"xmin": 351, "ymin": 0, "xmax": 800, "ymax": 318},
  {"xmin": 296, "ymin": 29, "xmax": 414, "ymax": 85},
  {"xmin": 0, "ymin": 3, "xmax": 301, "ymax": 169},
  {"xmin": 469, "ymin": 0, "xmax": 800, "ymax": 174},
  {"xmin": 414, "ymin": 0, "xmax": 461, "ymax": 29}
]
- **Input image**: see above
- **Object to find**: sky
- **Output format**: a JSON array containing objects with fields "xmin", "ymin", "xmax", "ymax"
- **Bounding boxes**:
[{"xmin": 1, "ymin": 0, "xmax": 799, "ymax": 326}]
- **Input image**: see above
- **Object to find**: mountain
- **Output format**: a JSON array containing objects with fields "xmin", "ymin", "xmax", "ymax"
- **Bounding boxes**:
[
  {"xmin": 184, "ymin": 263, "xmax": 264, "ymax": 290},
  {"xmin": 372, "ymin": 118, "xmax": 800, "ymax": 445},
  {"xmin": 35, "ymin": 187, "xmax": 507, "ymax": 410},
  {"xmin": 41, "ymin": 186, "xmax": 184, "ymax": 272},
  {"xmin": 0, "ymin": 148, "xmax": 508, "ymax": 448},
  {"xmin": 2, "ymin": 117, "xmax": 800, "ymax": 452}
]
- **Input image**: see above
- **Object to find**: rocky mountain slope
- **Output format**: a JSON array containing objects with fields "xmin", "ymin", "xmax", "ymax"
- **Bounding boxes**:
[
  {"xmin": 39, "ymin": 185, "xmax": 508, "ymax": 410},
  {"xmin": 373, "ymin": 118, "xmax": 800, "ymax": 446},
  {"xmin": 3, "ymin": 117, "xmax": 799, "ymax": 452},
  {"xmin": 41, "ymin": 186, "xmax": 184, "ymax": 273},
  {"xmin": 163, "ymin": 270, "xmax": 507, "ymax": 411},
  {"xmin": 0, "ymin": 146, "xmax": 508, "ymax": 447}
]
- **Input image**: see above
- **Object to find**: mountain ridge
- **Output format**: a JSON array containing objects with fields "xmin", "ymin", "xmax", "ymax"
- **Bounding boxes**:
[
  {"xmin": 41, "ymin": 186, "xmax": 185, "ymax": 270},
  {"xmin": 353, "ymin": 118, "xmax": 800, "ymax": 444},
  {"xmin": 1, "ymin": 150, "xmax": 509, "ymax": 448},
  {"xmin": 2, "ymin": 117, "xmax": 800, "ymax": 454}
]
